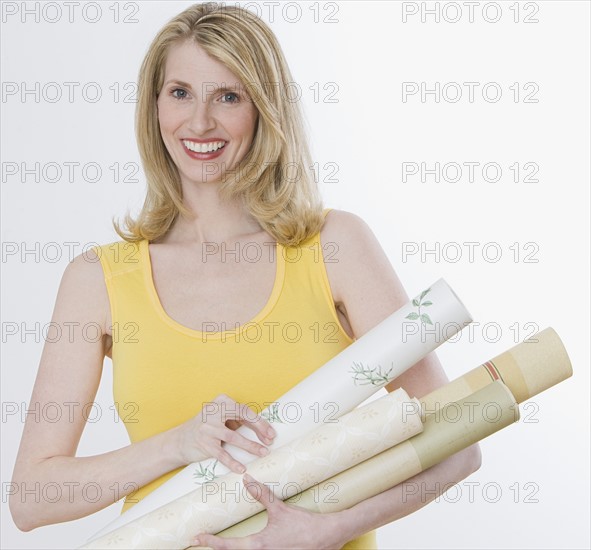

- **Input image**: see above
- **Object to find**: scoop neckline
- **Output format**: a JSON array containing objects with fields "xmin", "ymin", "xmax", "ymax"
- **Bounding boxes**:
[{"xmin": 140, "ymin": 238, "xmax": 286, "ymax": 339}]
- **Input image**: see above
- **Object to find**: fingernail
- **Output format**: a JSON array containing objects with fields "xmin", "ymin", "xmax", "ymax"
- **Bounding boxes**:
[
  {"xmin": 244, "ymin": 473, "xmax": 254, "ymax": 482},
  {"xmin": 267, "ymin": 427, "xmax": 276, "ymax": 437},
  {"xmin": 239, "ymin": 465, "xmax": 246, "ymax": 473},
  {"xmin": 260, "ymin": 446, "xmax": 269, "ymax": 456}
]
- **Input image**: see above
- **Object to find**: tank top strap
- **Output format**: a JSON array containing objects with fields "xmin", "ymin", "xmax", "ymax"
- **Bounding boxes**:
[
  {"xmin": 282, "ymin": 207, "xmax": 331, "ymax": 265},
  {"xmin": 315, "ymin": 207, "xmax": 339, "ymax": 312},
  {"xmin": 311, "ymin": 206, "xmax": 334, "ymax": 269},
  {"xmin": 92, "ymin": 240, "xmax": 142, "ymax": 279},
  {"xmin": 279, "ymin": 206, "xmax": 349, "ymax": 341}
]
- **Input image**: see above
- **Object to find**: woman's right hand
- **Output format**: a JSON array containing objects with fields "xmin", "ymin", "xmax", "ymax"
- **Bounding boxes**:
[{"xmin": 173, "ymin": 393, "xmax": 276, "ymax": 473}]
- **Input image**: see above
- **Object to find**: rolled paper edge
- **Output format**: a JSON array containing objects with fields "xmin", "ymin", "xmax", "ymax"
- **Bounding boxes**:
[
  {"xmin": 215, "ymin": 381, "xmax": 519, "ymax": 541},
  {"xmin": 413, "ymin": 380, "xmax": 519, "ymax": 471},
  {"xmin": 499, "ymin": 326, "xmax": 573, "ymax": 402},
  {"xmin": 435, "ymin": 277, "xmax": 473, "ymax": 323},
  {"xmin": 422, "ymin": 327, "xmax": 573, "ymax": 411}
]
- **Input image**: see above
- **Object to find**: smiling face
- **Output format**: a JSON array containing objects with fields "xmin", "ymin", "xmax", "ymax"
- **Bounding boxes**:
[{"xmin": 156, "ymin": 40, "xmax": 259, "ymax": 185}]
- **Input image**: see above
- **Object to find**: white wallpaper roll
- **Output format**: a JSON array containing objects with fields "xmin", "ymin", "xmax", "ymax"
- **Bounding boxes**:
[
  {"xmin": 217, "ymin": 380, "xmax": 520, "ymax": 540},
  {"xmin": 80, "ymin": 388, "xmax": 424, "ymax": 549},
  {"xmin": 88, "ymin": 278, "xmax": 471, "ymax": 541}
]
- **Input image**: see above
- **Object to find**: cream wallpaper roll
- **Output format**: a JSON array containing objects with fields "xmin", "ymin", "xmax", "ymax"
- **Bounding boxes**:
[
  {"xmin": 81, "ymin": 388, "xmax": 424, "ymax": 549},
  {"xmin": 216, "ymin": 380, "xmax": 519, "ymax": 540},
  {"xmin": 89, "ymin": 278, "xmax": 471, "ymax": 540},
  {"xmin": 218, "ymin": 326, "xmax": 572, "ymax": 540}
]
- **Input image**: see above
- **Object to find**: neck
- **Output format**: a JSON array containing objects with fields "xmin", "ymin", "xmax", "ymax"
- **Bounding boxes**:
[{"xmin": 159, "ymin": 181, "xmax": 264, "ymax": 245}]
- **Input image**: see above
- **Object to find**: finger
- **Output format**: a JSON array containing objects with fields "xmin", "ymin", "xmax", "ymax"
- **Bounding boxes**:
[
  {"xmin": 235, "ymin": 403, "xmax": 276, "ymax": 444},
  {"xmin": 192, "ymin": 533, "xmax": 227, "ymax": 549},
  {"xmin": 193, "ymin": 533, "xmax": 256, "ymax": 550},
  {"xmin": 217, "ymin": 396, "xmax": 276, "ymax": 445},
  {"xmin": 215, "ymin": 447, "xmax": 247, "ymax": 474},
  {"xmin": 222, "ymin": 427, "xmax": 271, "ymax": 458},
  {"xmin": 243, "ymin": 473, "xmax": 280, "ymax": 512},
  {"xmin": 200, "ymin": 424, "xmax": 266, "ymax": 459}
]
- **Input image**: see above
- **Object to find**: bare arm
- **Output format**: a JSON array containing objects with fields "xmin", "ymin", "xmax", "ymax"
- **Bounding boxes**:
[
  {"xmin": 9, "ymin": 249, "xmax": 275, "ymax": 532},
  {"xmin": 321, "ymin": 209, "xmax": 482, "ymax": 543},
  {"xmin": 8, "ymin": 249, "xmax": 188, "ymax": 531}
]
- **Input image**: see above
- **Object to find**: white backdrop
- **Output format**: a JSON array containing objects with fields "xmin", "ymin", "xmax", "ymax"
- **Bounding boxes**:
[{"xmin": 1, "ymin": 1, "xmax": 589, "ymax": 549}]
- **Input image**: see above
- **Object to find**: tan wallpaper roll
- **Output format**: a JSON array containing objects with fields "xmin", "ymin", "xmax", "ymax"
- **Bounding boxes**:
[
  {"xmin": 216, "ymin": 380, "xmax": 518, "ymax": 540},
  {"xmin": 421, "ymin": 326, "xmax": 572, "ymax": 411},
  {"xmin": 215, "ymin": 326, "xmax": 572, "ymax": 541},
  {"xmin": 81, "ymin": 388, "xmax": 423, "ymax": 549}
]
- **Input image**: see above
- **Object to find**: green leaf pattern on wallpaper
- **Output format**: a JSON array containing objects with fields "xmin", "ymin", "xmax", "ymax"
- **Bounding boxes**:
[
  {"xmin": 261, "ymin": 402, "xmax": 284, "ymax": 424},
  {"xmin": 349, "ymin": 361, "xmax": 396, "ymax": 386},
  {"xmin": 406, "ymin": 287, "xmax": 433, "ymax": 325},
  {"xmin": 350, "ymin": 286, "xmax": 434, "ymax": 386},
  {"xmin": 193, "ymin": 459, "xmax": 219, "ymax": 484}
]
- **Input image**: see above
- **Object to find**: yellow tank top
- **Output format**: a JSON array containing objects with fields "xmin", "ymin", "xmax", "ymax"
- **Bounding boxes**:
[{"xmin": 94, "ymin": 208, "xmax": 377, "ymax": 549}]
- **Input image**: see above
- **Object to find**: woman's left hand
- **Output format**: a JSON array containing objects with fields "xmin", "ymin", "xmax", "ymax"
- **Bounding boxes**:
[{"xmin": 191, "ymin": 473, "xmax": 350, "ymax": 550}]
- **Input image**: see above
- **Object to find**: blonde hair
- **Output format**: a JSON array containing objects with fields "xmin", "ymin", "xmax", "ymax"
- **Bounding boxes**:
[{"xmin": 112, "ymin": 2, "xmax": 325, "ymax": 246}]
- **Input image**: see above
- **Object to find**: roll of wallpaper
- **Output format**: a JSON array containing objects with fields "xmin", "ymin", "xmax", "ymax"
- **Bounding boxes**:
[
  {"xmin": 89, "ymin": 277, "xmax": 471, "ymax": 540},
  {"xmin": 216, "ymin": 380, "xmax": 519, "ymax": 540},
  {"xmin": 80, "ymin": 388, "xmax": 424, "ymax": 549},
  {"xmin": 216, "ymin": 327, "xmax": 572, "ymax": 539},
  {"xmin": 421, "ymin": 326, "xmax": 572, "ymax": 411}
]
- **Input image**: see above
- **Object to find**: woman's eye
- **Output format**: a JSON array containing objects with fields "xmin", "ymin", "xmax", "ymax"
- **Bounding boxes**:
[
  {"xmin": 221, "ymin": 92, "xmax": 239, "ymax": 103},
  {"xmin": 171, "ymin": 88, "xmax": 188, "ymax": 100}
]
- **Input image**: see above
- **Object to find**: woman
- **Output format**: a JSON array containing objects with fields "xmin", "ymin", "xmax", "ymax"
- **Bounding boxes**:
[{"xmin": 10, "ymin": 3, "xmax": 481, "ymax": 548}]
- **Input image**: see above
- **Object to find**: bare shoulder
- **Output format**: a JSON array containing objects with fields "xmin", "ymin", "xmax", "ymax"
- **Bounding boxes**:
[
  {"xmin": 320, "ymin": 209, "xmax": 407, "ymax": 306},
  {"xmin": 320, "ymin": 208, "xmax": 372, "ymax": 245},
  {"xmin": 60, "ymin": 248, "xmax": 111, "ymax": 338}
]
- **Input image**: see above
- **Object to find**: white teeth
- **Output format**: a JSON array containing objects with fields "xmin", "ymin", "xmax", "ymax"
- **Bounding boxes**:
[{"xmin": 183, "ymin": 140, "xmax": 226, "ymax": 153}]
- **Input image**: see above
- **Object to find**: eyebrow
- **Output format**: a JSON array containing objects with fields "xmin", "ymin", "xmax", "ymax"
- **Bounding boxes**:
[{"xmin": 162, "ymin": 80, "xmax": 244, "ymax": 95}]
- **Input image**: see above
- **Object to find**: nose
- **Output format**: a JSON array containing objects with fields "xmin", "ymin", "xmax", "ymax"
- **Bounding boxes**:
[{"xmin": 187, "ymin": 99, "xmax": 216, "ymax": 134}]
